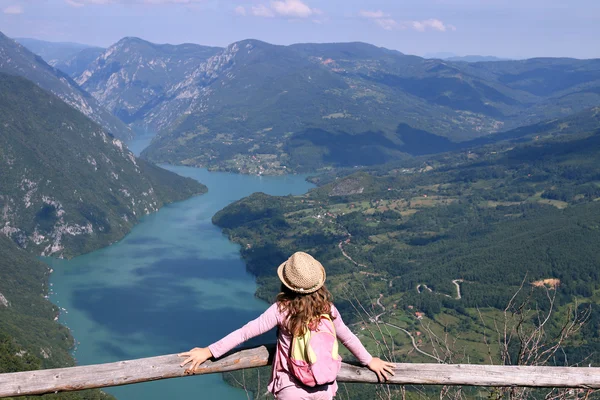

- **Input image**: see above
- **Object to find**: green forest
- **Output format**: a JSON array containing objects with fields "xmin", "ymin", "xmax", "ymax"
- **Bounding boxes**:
[
  {"xmin": 213, "ymin": 109, "xmax": 600, "ymax": 381},
  {"xmin": 0, "ymin": 236, "xmax": 113, "ymax": 400}
]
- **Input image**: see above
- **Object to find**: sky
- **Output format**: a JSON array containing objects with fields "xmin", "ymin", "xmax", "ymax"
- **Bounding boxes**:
[{"xmin": 1, "ymin": 0, "xmax": 598, "ymax": 59}]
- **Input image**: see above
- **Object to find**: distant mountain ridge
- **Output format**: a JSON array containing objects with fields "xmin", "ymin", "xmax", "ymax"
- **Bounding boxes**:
[
  {"xmin": 446, "ymin": 55, "xmax": 512, "ymax": 62},
  {"xmin": 424, "ymin": 52, "xmax": 512, "ymax": 62},
  {"xmin": 55, "ymin": 47, "xmax": 106, "ymax": 77},
  {"xmin": 15, "ymin": 36, "xmax": 107, "ymax": 77},
  {"xmin": 76, "ymin": 37, "xmax": 223, "ymax": 125},
  {"xmin": 14, "ymin": 37, "xmax": 102, "ymax": 66},
  {"xmin": 54, "ymin": 36, "xmax": 600, "ymax": 173},
  {"xmin": 139, "ymin": 40, "xmax": 600, "ymax": 172},
  {"xmin": 0, "ymin": 32, "xmax": 132, "ymax": 140}
]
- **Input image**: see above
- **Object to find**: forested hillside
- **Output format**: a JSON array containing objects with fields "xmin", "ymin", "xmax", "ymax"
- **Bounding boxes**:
[
  {"xmin": 0, "ymin": 238, "xmax": 113, "ymax": 400},
  {"xmin": 133, "ymin": 40, "xmax": 599, "ymax": 173},
  {"xmin": 213, "ymin": 108, "xmax": 600, "ymax": 369},
  {"xmin": 0, "ymin": 32, "xmax": 131, "ymax": 140},
  {"xmin": 0, "ymin": 73, "xmax": 205, "ymax": 257},
  {"xmin": 0, "ymin": 73, "xmax": 205, "ymax": 397}
]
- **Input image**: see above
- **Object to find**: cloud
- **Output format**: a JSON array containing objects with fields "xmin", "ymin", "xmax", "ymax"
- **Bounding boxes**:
[
  {"xmin": 65, "ymin": 0, "xmax": 204, "ymax": 6},
  {"xmin": 142, "ymin": 0, "xmax": 203, "ymax": 3},
  {"xmin": 240, "ymin": 0, "xmax": 318, "ymax": 19},
  {"xmin": 360, "ymin": 11, "xmax": 455, "ymax": 33},
  {"xmin": 410, "ymin": 19, "xmax": 454, "ymax": 32},
  {"xmin": 375, "ymin": 18, "xmax": 399, "ymax": 31},
  {"xmin": 359, "ymin": 10, "xmax": 387, "ymax": 19},
  {"xmin": 359, "ymin": 9, "xmax": 397, "ymax": 30},
  {"xmin": 3, "ymin": 4, "xmax": 24, "ymax": 14},
  {"xmin": 271, "ymin": 0, "xmax": 314, "ymax": 18},
  {"xmin": 251, "ymin": 4, "xmax": 275, "ymax": 17},
  {"xmin": 66, "ymin": 0, "xmax": 112, "ymax": 5},
  {"xmin": 234, "ymin": 5, "xmax": 246, "ymax": 15}
]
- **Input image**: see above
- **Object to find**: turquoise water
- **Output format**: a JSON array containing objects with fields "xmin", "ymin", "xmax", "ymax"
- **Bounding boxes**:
[
  {"xmin": 46, "ymin": 165, "xmax": 314, "ymax": 400},
  {"xmin": 127, "ymin": 127, "xmax": 155, "ymax": 156}
]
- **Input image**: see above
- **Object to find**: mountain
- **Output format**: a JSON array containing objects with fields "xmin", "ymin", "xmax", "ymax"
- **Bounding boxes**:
[
  {"xmin": 15, "ymin": 37, "xmax": 101, "ymax": 65},
  {"xmin": 424, "ymin": 52, "xmax": 512, "ymax": 62},
  {"xmin": 423, "ymin": 51, "xmax": 458, "ymax": 59},
  {"xmin": 424, "ymin": 52, "xmax": 511, "ymax": 62},
  {"xmin": 76, "ymin": 37, "xmax": 222, "ymax": 124},
  {"xmin": 15, "ymin": 37, "xmax": 105, "ymax": 78},
  {"xmin": 446, "ymin": 55, "xmax": 511, "ymax": 62},
  {"xmin": 0, "ymin": 73, "xmax": 206, "ymax": 258},
  {"xmin": 0, "ymin": 32, "xmax": 132, "ymax": 140},
  {"xmin": 390, "ymin": 106, "xmax": 600, "ymax": 155},
  {"xmin": 55, "ymin": 47, "xmax": 106, "ymax": 77},
  {"xmin": 134, "ymin": 40, "xmax": 600, "ymax": 172},
  {"xmin": 73, "ymin": 37, "xmax": 600, "ymax": 173}
]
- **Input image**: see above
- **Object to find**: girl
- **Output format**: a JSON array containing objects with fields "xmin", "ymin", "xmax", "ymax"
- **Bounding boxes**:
[{"xmin": 179, "ymin": 251, "xmax": 395, "ymax": 399}]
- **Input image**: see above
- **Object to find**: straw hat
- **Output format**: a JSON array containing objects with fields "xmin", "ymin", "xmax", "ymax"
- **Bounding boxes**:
[{"xmin": 277, "ymin": 252, "xmax": 326, "ymax": 294}]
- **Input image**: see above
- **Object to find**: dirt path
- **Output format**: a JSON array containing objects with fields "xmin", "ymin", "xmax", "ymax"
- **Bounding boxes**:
[
  {"xmin": 353, "ymin": 292, "xmax": 442, "ymax": 362},
  {"xmin": 370, "ymin": 294, "xmax": 386, "ymax": 322},
  {"xmin": 452, "ymin": 279, "xmax": 464, "ymax": 300},
  {"xmin": 383, "ymin": 322, "xmax": 443, "ymax": 363},
  {"xmin": 338, "ymin": 239, "xmax": 368, "ymax": 269},
  {"xmin": 376, "ymin": 294, "xmax": 385, "ymax": 312},
  {"xmin": 416, "ymin": 284, "xmax": 433, "ymax": 294},
  {"xmin": 417, "ymin": 280, "xmax": 464, "ymax": 300}
]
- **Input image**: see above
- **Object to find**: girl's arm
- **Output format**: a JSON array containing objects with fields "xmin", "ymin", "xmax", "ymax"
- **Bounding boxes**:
[
  {"xmin": 332, "ymin": 305, "xmax": 395, "ymax": 382},
  {"xmin": 331, "ymin": 306, "xmax": 373, "ymax": 365},
  {"xmin": 179, "ymin": 303, "xmax": 279, "ymax": 372},
  {"xmin": 209, "ymin": 303, "xmax": 279, "ymax": 358}
]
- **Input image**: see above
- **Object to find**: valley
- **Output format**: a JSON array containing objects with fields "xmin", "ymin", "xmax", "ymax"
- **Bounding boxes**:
[{"xmin": 2, "ymin": 24, "xmax": 600, "ymax": 400}]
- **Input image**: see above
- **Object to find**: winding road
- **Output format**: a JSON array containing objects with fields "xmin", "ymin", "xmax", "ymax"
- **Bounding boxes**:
[
  {"xmin": 370, "ymin": 294, "xmax": 386, "ymax": 322},
  {"xmin": 416, "ymin": 279, "xmax": 464, "ymax": 300},
  {"xmin": 416, "ymin": 284, "xmax": 433, "ymax": 294},
  {"xmin": 338, "ymin": 238, "xmax": 369, "ymax": 269},
  {"xmin": 452, "ymin": 279, "xmax": 464, "ymax": 300},
  {"xmin": 338, "ymin": 235, "xmax": 448, "ymax": 362},
  {"xmin": 383, "ymin": 322, "xmax": 443, "ymax": 363},
  {"xmin": 353, "ymin": 293, "xmax": 442, "ymax": 363}
]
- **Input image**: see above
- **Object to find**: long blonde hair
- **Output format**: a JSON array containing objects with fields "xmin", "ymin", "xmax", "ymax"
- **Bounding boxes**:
[{"xmin": 276, "ymin": 284, "xmax": 334, "ymax": 337}]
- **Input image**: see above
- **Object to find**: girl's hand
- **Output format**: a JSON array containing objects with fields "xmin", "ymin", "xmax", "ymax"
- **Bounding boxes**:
[
  {"xmin": 367, "ymin": 357, "xmax": 395, "ymax": 382},
  {"xmin": 178, "ymin": 347, "xmax": 213, "ymax": 374}
]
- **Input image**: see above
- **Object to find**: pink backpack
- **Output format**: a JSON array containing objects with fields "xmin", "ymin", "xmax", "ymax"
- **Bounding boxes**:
[{"xmin": 283, "ymin": 314, "xmax": 342, "ymax": 387}]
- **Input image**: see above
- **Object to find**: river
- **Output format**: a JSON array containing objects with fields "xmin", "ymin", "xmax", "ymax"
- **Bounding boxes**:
[{"xmin": 45, "ymin": 136, "xmax": 315, "ymax": 399}]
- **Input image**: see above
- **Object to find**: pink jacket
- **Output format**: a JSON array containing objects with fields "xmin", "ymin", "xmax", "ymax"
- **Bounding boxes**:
[{"xmin": 209, "ymin": 302, "xmax": 373, "ymax": 396}]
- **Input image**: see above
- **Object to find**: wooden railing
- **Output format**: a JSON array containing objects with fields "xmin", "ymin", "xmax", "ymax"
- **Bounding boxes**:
[{"xmin": 2, "ymin": 345, "xmax": 600, "ymax": 398}]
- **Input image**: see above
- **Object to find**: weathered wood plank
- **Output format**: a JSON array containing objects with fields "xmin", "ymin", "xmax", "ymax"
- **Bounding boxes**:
[
  {"xmin": 2, "ymin": 345, "xmax": 600, "ymax": 398},
  {"xmin": 0, "ymin": 346, "xmax": 272, "ymax": 398},
  {"xmin": 338, "ymin": 363, "xmax": 600, "ymax": 388}
]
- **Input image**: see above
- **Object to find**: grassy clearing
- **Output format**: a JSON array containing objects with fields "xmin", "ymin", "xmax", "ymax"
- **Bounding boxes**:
[{"xmin": 537, "ymin": 199, "xmax": 569, "ymax": 209}]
